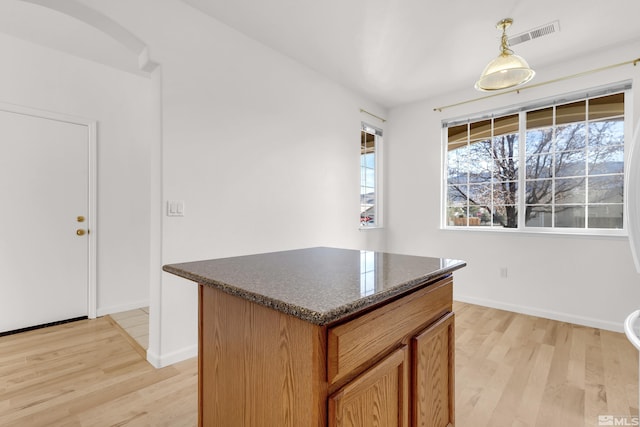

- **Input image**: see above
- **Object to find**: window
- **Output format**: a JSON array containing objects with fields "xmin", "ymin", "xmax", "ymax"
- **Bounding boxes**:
[
  {"xmin": 361, "ymin": 123, "xmax": 382, "ymax": 227},
  {"xmin": 444, "ymin": 85, "xmax": 628, "ymax": 233}
]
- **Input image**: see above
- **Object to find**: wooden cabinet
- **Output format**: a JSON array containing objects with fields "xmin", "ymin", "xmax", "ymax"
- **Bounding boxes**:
[
  {"xmin": 198, "ymin": 275, "xmax": 454, "ymax": 427},
  {"xmin": 412, "ymin": 313, "xmax": 455, "ymax": 427},
  {"xmin": 328, "ymin": 346, "xmax": 409, "ymax": 427},
  {"xmin": 327, "ymin": 278, "xmax": 454, "ymax": 427},
  {"xmin": 199, "ymin": 284, "xmax": 327, "ymax": 427}
]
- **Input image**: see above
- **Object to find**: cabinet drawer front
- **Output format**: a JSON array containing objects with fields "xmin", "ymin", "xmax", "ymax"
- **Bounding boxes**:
[{"xmin": 327, "ymin": 277, "xmax": 452, "ymax": 386}]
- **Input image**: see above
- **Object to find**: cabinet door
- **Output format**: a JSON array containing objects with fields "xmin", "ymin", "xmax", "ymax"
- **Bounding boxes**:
[
  {"xmin": 329, "ymin": 346, "xmax": 409, "ymax": 427},
  {"xmin": 412, "ymin": 312, "xmax": 454, "ymax": 427}
]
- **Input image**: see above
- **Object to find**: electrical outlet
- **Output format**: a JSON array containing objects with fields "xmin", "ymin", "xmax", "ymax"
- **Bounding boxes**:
[
  {"xmin": 500, "ymin": 267, "xmax": 508, "ymax": 278},
  {"xmin": 167, "ymin": 200, "xmax": 185, "ymax": 217}
]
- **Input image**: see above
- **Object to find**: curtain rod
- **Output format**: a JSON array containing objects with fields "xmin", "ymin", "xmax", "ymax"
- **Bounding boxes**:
[
  {"xmin": 360, "ymin": 108, "xmax": 386, "ymax": 123},
  {"xmin": 434, "ymin": 57, "xmax": 640, "ymax": 113}
]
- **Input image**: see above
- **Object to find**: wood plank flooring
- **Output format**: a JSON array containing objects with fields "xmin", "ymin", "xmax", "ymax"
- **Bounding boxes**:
[
  {"xmin": 454, "ymin": 301, "xmax": 638, "ymax": 427},
  {"xmin": 109, "ymin": 307, "xmax": 149, "ymax": 350},
  {"xmin": 108, "ymin": 307, "xmax": 150, "ymax": 360},
  {"xmin": 0, "ymin": 302, "xmax": 637, "ymax": 426},
  {"xmin": 0, "ymin": 316, "xmax": 197, "ymax": 427}
]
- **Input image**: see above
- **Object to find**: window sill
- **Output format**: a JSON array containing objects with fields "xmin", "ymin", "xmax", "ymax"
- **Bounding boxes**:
[
  {"xmin": 359, "ymin": 225, "xmax": 384, "ymax": 231},
  {"xmin": 440, "ymin": 226, "xmax": 628, "ymax": 239}
]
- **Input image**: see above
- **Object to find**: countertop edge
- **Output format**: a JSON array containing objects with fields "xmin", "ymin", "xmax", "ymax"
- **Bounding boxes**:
[{"xmin": 162, "ymin": 260, "xmax": 466, "ymax": 326}]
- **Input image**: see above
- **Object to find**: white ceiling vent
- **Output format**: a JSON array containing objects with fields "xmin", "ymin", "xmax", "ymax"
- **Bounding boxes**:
[{"xmin": 508, "ymin": 20, "xmax": 560, "ymax": 46}]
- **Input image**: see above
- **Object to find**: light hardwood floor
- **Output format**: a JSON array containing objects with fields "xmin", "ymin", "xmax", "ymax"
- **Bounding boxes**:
[
  {"xmin": 454, "ymin": 301, "xmax": 638, "ymax": 427},
  {"xmin": 109, "ymin": 307, "xmax": 150, "ymax": 351},
  {"xmin": 0, "ymin": 315, "xmax": 197, "ymax": 427},
  {"xmin": 0, "ymin": 302, "xmax": 637, "ymax": 426}
]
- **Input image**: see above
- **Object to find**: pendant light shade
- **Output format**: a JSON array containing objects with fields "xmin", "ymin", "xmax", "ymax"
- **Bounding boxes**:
[{"xmin": 475, "ymin": 18, "xmax": 535, "ymax": 91}]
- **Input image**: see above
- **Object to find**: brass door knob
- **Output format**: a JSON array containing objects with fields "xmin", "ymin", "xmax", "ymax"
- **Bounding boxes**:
[{"xmin": 76, "ymin": 229, "xmax": 86, "ymax": 236}]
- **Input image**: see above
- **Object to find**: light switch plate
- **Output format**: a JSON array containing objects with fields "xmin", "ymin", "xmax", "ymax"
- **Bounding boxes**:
[{"xmin": 167, "ymin": 200, "xmax": 185, "ymax": 217}]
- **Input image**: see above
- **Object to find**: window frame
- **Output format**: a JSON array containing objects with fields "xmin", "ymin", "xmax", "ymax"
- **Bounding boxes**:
[
  {"xmin": 361, "ymin": 122, "xmax": 383, "ymax": 229},
  {"xmin": 441, "ymin": 82, "xmax": 631, "ymax": 236}
]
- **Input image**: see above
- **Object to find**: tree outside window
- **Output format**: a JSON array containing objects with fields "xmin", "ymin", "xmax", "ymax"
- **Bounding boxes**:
[{"xmin": 445, "ymin": 91, "xmax": 625, "ymax": 231}]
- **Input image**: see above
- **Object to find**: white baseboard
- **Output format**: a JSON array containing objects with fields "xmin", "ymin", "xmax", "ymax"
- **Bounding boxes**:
[
  {"xmin": 146, "ymin": 344, "xmax": 197, "ymax": 368},
  {"xmin": 96, "ymin": 299, "xmax": 150, "ymax": 317},
  {"xmin": 454, "ymin": 294, "xmax": 623, "ymax": 333}
]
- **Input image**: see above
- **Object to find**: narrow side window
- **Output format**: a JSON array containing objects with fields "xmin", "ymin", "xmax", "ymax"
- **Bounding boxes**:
[{"xmin": 361, "ymin": 123, "xmax": 382, "ymax": 228}]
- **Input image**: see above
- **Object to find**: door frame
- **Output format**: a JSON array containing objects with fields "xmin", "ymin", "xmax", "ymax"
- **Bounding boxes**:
[{"xmin": 0, "ymin": 102, "xmax": 98, "ymax": 319}]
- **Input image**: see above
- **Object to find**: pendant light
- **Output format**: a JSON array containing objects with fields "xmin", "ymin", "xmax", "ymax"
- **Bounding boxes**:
[{"xmin": 475, "ymin": 18, "xmax": 535, "ymax": 91}]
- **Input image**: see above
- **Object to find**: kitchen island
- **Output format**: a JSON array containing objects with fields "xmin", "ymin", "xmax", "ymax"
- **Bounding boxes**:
[{"xmin": 163, "ymin": 247, "xmax": 466, "ymax": 427}]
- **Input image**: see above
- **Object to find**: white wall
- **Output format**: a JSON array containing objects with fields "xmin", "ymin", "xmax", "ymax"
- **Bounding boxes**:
[
  {"xmin": 0, "ymin": 32, "xmax": 154, "ymax": 314},
  {"xmin": 385, "ymin": 40, "xmax": 640, "ymax": 331},
  {"xmin": 34, "ymin": 0, "xmax": 640, "ymax": 367},
  {"xmin": 80, "ymin": 0, "xmax": 386, "ymax": 366}
]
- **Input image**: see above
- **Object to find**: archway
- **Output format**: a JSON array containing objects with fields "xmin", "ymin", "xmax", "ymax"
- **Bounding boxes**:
[{"xmin": 4, "ymin": 0, "xmax": 163, "ymax": 366}]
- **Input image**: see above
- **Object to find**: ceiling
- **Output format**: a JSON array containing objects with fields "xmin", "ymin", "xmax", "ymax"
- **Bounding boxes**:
[
  {"xmin": 2, "ymin": 1, "xmax": 640, "ymax": 108},
  {"xmin": 181, "ymin": 0, "xmax": 640, "ymax": 107}
]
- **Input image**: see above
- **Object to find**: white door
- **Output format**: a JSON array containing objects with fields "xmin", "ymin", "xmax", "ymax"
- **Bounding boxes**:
[{"xmin": 0, "ymin": 109, "xmax": 91, "ymax": 333}]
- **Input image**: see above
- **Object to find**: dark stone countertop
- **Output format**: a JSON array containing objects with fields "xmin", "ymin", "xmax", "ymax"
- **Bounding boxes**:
[{"xmin": 163, "ymin": 247, "xmax": 466, "ymax": 326}]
